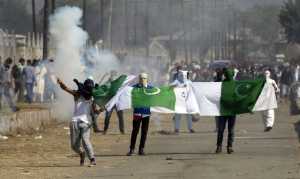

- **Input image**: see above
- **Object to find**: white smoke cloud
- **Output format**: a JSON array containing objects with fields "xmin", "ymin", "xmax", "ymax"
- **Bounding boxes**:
[{"xmin": 49, "ymin": 6, "xmax": 120, "ymax": 119}]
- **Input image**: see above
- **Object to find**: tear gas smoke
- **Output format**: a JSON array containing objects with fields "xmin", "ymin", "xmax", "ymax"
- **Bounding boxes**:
[{"xmin": 49, "ymin": 6, "xmax": 120, "ymax": 119}]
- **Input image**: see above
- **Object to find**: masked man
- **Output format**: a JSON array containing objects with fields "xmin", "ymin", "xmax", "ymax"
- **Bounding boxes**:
[
  {"xmin": 216, "ymin": 68, "xmax": 236, "ymax": 154},
  {"xmin": 170, "ymin": 70, "xmax": 195, "ymax": 134},
  {"xmin": 127, "ymin": 73, "xmax": 153, "ymax": 156},
  {"xmin": 57, "ymin": 77, "xmax": 103, "ymax": 167}
]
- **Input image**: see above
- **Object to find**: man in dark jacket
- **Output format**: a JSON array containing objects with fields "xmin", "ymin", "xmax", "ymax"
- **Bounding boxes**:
[
  {"xmin": 216, "ymin": 68, "xmax": 236, "ymax": 154},
  {"xmin": 127, "ymin": 73, "xmax": 153, "ymax": 156},
  {"xmin": 12, "ymin": 58, "xmax": 25, "ymax": 102}
]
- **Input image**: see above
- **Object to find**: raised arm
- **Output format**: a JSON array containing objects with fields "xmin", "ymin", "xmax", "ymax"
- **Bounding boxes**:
[{"xmin": 57, "ymin": 78, "xmax": 78, "ymax": 96}]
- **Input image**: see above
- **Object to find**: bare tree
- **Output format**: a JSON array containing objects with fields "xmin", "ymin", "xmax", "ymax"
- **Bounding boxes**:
[
  {"xmin": 145, "ymin": 0, "xmax": 149, "ymax": 57},
  {"xmin": 180, "ymin": 0, "xmax": 188, "ymax": 62},
  {"xmin": 32, "ymin": 0, "xmax": 37, "ymax": 44},
  {"xmin": 43, "ymin": 0, "xmax": 49, "ymax": 59},
  {"xmin": 51, "ymin": 0, "xmax": 56, "ymax": 14},
  {"xmin": 99, "ymin": 0, "xmax": 105, "ymax": 41}
]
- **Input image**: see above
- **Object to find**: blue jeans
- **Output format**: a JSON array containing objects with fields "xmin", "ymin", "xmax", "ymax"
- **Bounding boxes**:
[
  {"xmin": 217, "ymin": 116, "xmax": 236, "ymax": 147},
  {"xmin": 3, "ymin": 84, "xmax": 16, "ymax": 111},
  {"xmin": 26, "ymin": 83, "xmax": 34, "ymax": 103},
  {"xmin": 174, "ymin": 114, "xmax": 193, "ymax": 131}
]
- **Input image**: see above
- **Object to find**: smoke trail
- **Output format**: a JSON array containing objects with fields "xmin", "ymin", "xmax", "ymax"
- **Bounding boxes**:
[
  {"xmin": 49, "ymin": 6, "xmax": 122, "ymax": 119},
  {"xmin": 49, "ymin": 6, "xmax": 88, "ymax": 119},
  {"xmin": 50, "ymin": 6, "xmax": 88, "ymax": 82}
]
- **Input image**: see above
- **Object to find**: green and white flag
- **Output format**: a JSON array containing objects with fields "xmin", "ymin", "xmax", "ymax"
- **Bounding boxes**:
[
  {"xmin": 92, "ymin": 75, "xmax": 136, "ymax": 107},
  {"xmin": 107, "ymin": 79, "xmax": 277, "ymax": 116},
  {"xmin": 191, "ymin": 80, "xmax": 277, "ymax": 116}
]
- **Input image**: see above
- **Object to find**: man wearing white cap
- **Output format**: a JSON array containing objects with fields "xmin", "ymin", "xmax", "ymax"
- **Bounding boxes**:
[
  {"xmin": 170, "ymin": 70, "xmax": 195, "ymax": 134},
  {"xmin": 262, "ymin": 70, "xmax": 280, "ymax": 132},
  {"xmin": 127, "ymin": 73, "xmax": 153, "ymax": 156}
]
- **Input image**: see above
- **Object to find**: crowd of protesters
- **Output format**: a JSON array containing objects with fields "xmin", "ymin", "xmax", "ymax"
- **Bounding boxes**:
[
  {"xmin": 168, "ymin": 60, "xmax": 300, "ymax": 101},
  {"xmin": 0, "ymin": 57, "xmax": 57, "ymax": 112}
]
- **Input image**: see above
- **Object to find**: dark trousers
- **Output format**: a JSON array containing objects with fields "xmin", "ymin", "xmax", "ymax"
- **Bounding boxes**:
[
  {"xmin": 129, "ymin": 116, "xmax": 150, "ymax": 151},
  {"xmin": 217, "ymin": 116, "xmax": 236, "ymax": 147},
  {"xmin": 104, "ymin": 107, "xmax": 124, "ymax": 133},
  {"xmin": 14, "ymin": 81, "xmax": 24, "ymax": 102}
]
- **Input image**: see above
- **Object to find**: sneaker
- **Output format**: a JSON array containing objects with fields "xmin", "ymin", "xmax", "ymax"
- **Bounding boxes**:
[
  {"xmin": 227, "ymin": 147, "xmax": 234, "ymax": 154},
  {"xmin": 215, "ymin": 146, "xmax": 222, "ymax": 154},
  {"xmin": 88, "ymin": 158, "xmax": 96, "ymax": 167},
  {"xmin": 264, "ymin": 127, "xmax": 272, "ymax": 132},
  {"xmin": 189, "ymin": 129, "xmax": 195, "ymax": 133},
  {"xmin": 138, "ymin": 149, "xmax": 146, "ymax": 156},
  {"xmin": 126, "ymin": 149, "xmax": 134, "ymax": 156},
  {"xmin": 79, "ymin": 152, "xmax": 85, "ymax": 166}
]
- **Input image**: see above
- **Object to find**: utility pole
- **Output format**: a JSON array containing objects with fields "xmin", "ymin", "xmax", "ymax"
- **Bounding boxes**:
[
  {"xmin": 31, "ymin": 0, "xmax": 37, "ymax": 44},
  {"xmin": 108, "ymin": 0, "xmax": 113, "ymax": 50},
  {"xmin": 43, "ymin": 0, "xmax": 49, "ymax": 60},
  {"xmin": 196, "ymin": 0, "xmax": 201, "ymax": 62},
  {"xmin": 99, "ymin": 0, "xmax": 104, "ymax": 41}
]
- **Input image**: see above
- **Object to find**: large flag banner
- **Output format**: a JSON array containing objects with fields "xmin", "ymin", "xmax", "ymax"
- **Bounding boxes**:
[
  {"xmin": 92, "ymin": 75, "xmax": 136, "ymax": 107},
  {"xmin": 191, "ymin": 80, "xmax": 277, "ymax": 116},
  {"xmin": 106, "ymin": 77, "xmax": 277, "ymax": 116}
]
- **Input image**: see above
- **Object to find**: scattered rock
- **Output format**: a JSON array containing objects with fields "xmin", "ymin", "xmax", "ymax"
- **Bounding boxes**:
[
  {"xmin": 241, "ymin": 129, "xmax": 247, "ymax": 134},
  {"xmin": 166, "ymin": 157, "xmax": 173, "ymax": 160},
  {"xmin": 34, "ymin": 135, "xmax": 43, "ymax": 140},
  {"xmin": 0, "ymin": 135, "xmax": 8, "ymax": 140}
]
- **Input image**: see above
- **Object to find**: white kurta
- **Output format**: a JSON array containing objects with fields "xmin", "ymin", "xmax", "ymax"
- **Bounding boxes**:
[
  {"xmin": 34, "ymin": 65, "xmax": 47, "ymax": 101},
  {"xmin": 261, "ymin": 78, "xmax": 279, "ymax": 128}
]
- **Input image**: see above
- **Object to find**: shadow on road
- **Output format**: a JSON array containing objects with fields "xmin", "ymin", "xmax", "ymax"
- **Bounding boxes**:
[
  {"xmin": 1, "ymin": 164, "xmax": 81, "ymax": 168},
  {"xmin": 93, "ymin": 152, "xmax": 214, "ymax": 158},
  {"xmin": 294, "ymin": 120, "xmax": 300, "ymax": 143}
]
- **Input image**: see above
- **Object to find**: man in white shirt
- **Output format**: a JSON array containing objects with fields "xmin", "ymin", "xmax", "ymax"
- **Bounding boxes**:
[
  {"xmin": 262, "ymin": 70, "xmax": 280, "ymax": 132},
  {"xmin": 57, "ymin": 77, "xmax": 103, "ymax": 167},
  {"xmin": 170, "ymin": 70, "xmax": 195, "ymax": 134}
]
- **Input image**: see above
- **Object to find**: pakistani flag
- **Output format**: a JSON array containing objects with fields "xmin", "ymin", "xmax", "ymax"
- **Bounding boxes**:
[
  {"xmin": 92, "ymin": 75, "xmax": 136, "ymax": 107},
  {"xmin": 108, "ymin": 79, "xmax": 277, "ymax": 116}
]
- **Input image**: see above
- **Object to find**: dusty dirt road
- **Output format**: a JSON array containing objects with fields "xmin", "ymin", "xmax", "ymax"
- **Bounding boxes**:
[{"xmin": 0, "ymin": 104, "xmax": 299, "ymax": 179}]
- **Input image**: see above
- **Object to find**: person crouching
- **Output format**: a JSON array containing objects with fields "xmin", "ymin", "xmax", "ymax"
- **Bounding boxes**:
[{"xmin": 57, "ymin": 77, "xmax": 103, "ymax": 167}]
